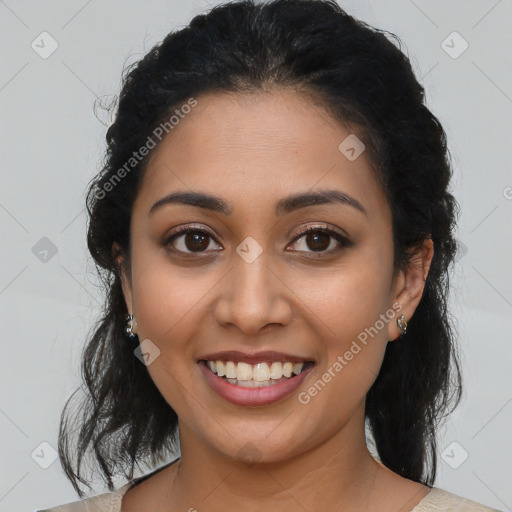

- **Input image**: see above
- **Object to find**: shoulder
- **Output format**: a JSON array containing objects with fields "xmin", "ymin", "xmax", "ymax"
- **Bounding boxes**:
[
  {"xmin": 35, "ymin": 458, "xmax": 180, "ymax": 512},
  {"xmin": 412, "ymin": 487, "xmax": 504, "ymax": 512},
  {"xmin": 34, "ymin": 481, "xmax": 133, "ymax": 512}
]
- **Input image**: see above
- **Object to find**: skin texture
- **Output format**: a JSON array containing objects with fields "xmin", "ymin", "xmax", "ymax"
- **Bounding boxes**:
[{"xmin": 117, "ymin": 89, "xmax": 434, "ymax": 511}]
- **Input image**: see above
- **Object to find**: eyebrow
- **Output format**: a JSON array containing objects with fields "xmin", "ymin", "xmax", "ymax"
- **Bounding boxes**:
[{"xmin": 149, "ymin": 189, "xmax": 367, "ymax": 217}]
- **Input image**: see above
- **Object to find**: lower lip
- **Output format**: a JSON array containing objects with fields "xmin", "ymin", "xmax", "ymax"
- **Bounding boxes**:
[{"xmin": 198, "ymin": 361, "xmax": 314, "ymax": 406}]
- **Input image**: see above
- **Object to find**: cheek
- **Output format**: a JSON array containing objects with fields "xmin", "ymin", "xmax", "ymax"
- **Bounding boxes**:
[
  {"xmin": 296, "ymin": 275, "xmax": 390, "ymax": 437},
  {"xmin": 130, "ymin": 261, "xmax": 207, "ymax": 412},
  {"xmin": 298, "ymin": 251, "xmax": 393, "ymax": 401},
  {"xmin": 131, "ymin": 252, "xmax": 219, "ymax": 343},
  {"xmin": 302, "ymin": 258, "xmax": 393, "ymax": 343}
]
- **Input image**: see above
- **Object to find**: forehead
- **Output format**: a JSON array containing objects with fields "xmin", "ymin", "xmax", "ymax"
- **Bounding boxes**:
[{"xmin": 134, "ymin": 89, "xmax": 389, "ymax": 223}]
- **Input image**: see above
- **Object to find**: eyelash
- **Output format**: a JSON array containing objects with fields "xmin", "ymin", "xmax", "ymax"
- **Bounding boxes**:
[{"xmin": 163, "ymin": 223, "xmax": 351, "ymax": 258}]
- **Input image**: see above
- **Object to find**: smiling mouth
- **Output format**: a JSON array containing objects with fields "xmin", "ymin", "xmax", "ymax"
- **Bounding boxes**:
[{"xmin": 199, "ymin": 360, "xmax": 315, "ymax": 387}]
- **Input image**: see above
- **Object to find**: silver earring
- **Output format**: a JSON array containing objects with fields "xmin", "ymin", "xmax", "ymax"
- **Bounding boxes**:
[
  {"xmin": 397, "ymin": 315, "xmax": 408, "ymax": 336},
  {"xmin": 125, "ymin": 314, "xmax": 138, "ymax": 340}
]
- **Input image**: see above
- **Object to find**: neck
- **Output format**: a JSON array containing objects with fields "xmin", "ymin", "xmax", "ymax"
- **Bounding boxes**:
[{"xmin": 169, "ymin": 407, "xmax": 382, "ymax": 512}]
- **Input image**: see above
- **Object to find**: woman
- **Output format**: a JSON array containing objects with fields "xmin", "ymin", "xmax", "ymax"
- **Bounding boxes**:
[{"xmin": 37, "ymin": 0, "xmax": 502, "ymax": 510}]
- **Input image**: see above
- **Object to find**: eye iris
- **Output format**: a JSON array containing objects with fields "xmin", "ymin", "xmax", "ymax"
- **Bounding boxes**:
[
  {"xmin": 173, "ymin": 229, "xmax": 338, "ymax": 253},
  {"xmin": 306, "ymin": 232, "xmax": 330, "ymax": 252},
  {"xmin": 185, "ymin": 232, "xmax": 209, "ymax": 252}
]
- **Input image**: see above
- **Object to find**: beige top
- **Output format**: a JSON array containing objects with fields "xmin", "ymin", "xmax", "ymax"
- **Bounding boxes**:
[{"xmin": 36, "ymin": 460, "xmax": 503, "ymax": 512}]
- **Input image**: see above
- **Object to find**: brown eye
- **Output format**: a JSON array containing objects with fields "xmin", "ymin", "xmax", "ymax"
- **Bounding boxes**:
[
  {"xmin": 165, "ymin": 227, "xmax": 221, "ymax": 254},
  {"xmin": 288, "ymin": 226, "xmax": 350, "ymax": 255},
  {"xmin": 303, "ymin": 232, "xmax": 331, "ymax": 252}
]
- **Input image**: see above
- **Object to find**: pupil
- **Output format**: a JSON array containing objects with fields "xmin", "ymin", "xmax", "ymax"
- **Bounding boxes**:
[
  {"xmin": 185, "ymin": 232, "xmax": 209, "ymax": 252},
  {"xmin": 182, "ymin": 232, "xmax": 329, "ymax": 252},
  {"xmin": 307, "ymin": 233, "xmax": 329, "ymax": 251}
]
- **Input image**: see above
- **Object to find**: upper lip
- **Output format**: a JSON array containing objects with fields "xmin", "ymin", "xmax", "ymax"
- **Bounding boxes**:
[{"xmin": 198, "ymin": 350, "xmax": 314, "ymax": 364}]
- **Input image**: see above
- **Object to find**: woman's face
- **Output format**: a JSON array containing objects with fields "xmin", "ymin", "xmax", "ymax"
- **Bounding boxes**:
[{"xmin": 119, "ymin": 89, "xmax": 430, "ymax": 464}]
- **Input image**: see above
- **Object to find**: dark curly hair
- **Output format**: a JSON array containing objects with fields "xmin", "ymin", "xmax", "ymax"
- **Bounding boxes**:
[{"xmin": 58, "ymin": 0, "xmax": 463, "ymax": 497}]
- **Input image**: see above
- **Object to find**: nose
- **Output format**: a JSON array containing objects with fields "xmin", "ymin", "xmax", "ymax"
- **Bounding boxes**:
[{"xmin": 214, "ymin": 252, "xmax": 293, "ymax": 335}]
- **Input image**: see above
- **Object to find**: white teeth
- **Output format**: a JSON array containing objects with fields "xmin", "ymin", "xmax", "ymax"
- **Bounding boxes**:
[
  {"xmin": 282, "ymin": 362, "xmax": 293, "ymax": 378},
  {"xmin": 225, "ymin": 361, "xmax": 237, "ymax": 379},
  {"xmin": 269, "ymin": 362, "xmax": 282, "ymax": 379},
  {"xmin": 253, "ymin": 362, "xmax": 270, "ymax": 381},
  {"xmin": 236, "ymin": 362, "xmax": 253, "ymax": 381},
  {"xmin": 216, "ymin": 360, "xmax": 225, "ymax": 377},
  {"xmin": 205, "ymin": 360, "xmax": 306, "ymax": 382},
  {"xmin": 225, "ymin": 377, "xmax": 287, "ymax": 387},
  {"xmin": 292, "ymin": 363, "xmax": 303, "ymax": 375}
]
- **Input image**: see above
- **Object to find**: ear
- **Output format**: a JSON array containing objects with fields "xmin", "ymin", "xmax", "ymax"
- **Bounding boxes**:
[
  {"xmin": 387, "ymin": 238, "xmax": 434, "ymax": 341},
  {"xmin": 112, "ymin": 242, "xmax": 137, "ymax": 333}
]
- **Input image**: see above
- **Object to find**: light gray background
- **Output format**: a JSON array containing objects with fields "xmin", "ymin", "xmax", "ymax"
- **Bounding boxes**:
[{"xmin": 1, "ymin": 1, "xmax": 511, "ymax": 511}]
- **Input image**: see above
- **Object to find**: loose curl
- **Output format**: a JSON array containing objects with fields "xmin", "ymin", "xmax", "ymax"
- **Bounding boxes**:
[{"xmin": 58, "ymin": 0, "xmax": 462, "ymax": 496}]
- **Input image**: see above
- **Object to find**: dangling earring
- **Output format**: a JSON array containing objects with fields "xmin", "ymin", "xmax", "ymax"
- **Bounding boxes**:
[
  {"xmin": 396, "ymin": 314, "xmax": 408, "ymax": 339},
  {"xmin": 125, "ymin": 314, "xmax": 138, "ymax": 340}
]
